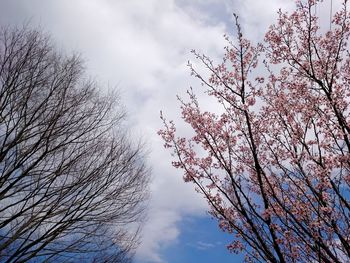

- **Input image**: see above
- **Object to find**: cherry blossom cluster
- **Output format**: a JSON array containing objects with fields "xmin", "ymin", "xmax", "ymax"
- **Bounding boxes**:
[{"xmin": 159, "ymin": 1, "xmax": 350, "ymax": 262}]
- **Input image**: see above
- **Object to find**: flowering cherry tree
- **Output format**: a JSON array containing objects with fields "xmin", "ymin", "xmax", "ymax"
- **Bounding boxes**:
[{"xmin": 159, "ymin": 0, "xmax": 350, "ymax": 262}]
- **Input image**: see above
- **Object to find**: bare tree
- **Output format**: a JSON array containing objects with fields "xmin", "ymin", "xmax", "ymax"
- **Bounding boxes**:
[{"xmin": 0, "ymin": 26, "xmax": 149, "ymax": 262}]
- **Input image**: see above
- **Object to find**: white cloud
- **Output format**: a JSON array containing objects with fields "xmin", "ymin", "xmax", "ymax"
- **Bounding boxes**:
[
  {"xmin": 0, "ymin": 0, "xmax": 226, "ymax": 262},
  {"xmin": 194, "ymin": 241, "xmax": 216, "ymax": 250},
  {"xmin": 231, "ymin": 0, "xmax": 294, "ymax": 39},
  {"xmin": 0, "ymin": 0, "xmax": 326, "ymax": 262}
]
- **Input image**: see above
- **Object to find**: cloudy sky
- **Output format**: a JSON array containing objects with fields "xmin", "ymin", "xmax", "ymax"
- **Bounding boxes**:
[{"xmin": 0, "ymin": 0, "xmax": 316, "ymax": 262}]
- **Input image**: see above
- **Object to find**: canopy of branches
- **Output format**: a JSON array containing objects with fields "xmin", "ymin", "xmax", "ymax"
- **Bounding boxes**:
[
  {"xmin": 160, "ymin": 0, "xmax": 350, "ymax": 262},
  {"xmin": 0, "ymin": 27, "xmax": 149, "ymax": 262}
]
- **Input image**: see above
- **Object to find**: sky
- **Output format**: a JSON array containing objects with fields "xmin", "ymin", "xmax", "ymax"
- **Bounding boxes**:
[{"xmin": 0, "ymin": 0, "xmax": 314, "ymax": 262}]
